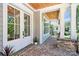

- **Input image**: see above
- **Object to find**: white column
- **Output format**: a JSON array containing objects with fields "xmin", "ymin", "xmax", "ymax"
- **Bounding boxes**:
[
  {"xmin": 40, "ymin": 11, "xmax": 43, "ymax": 44},
  {"xmin": 33, "ymin": 11, "xmax": 41, "ymax": 43},
  {"xmin": 59, "ymin": 5, "xmax": 65, "ymax": 39},
  {"xmin": 71, "ymin": 4, "xmax": 78, "ymax": 40}
]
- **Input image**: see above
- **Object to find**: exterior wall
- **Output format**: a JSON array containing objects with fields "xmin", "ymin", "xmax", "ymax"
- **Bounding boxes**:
[
  {"xmin": 33, "ymin": 11, "xmax": 50, "ymax": 44},
  {"xmin": 0, "ymin": 3, "xmax": 3, "ymax": 52},
  {"xmin": 3, "ymin": 3, "xmax": 33, "ymax": 52},
  {"xmin": 33, "ymin": 11, "xmax": 40, "ymax": 40},
  {"xmin": 71, "ymin": 4, "xmax": 78, "ymax": 40}
]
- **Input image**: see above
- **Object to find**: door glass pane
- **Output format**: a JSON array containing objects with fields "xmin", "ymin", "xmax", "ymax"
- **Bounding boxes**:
[
  {"xmin": 24, "ymin": 26, "xmax": 28, "ymax": 36},
  {"xmin": 8, "ymin": 24, "xmax": 14, "ymax": 41},
  {"xmin": 15, "ymin": 25, "xmax": 20, "ymax": 39},
  {"xmin": 14, "ymin": 9, "xmax": 20, "ymax": 39},
  {"xmin": 8, "ymin": 6, "xmax": 14, "ymax": 41},
  {"xmin": 28, "ymin": 25, "xmax": 30, "ymax": 36},
  {"xmin": 24, "ymin": 14, "xmax": 30, "ymax": 37},
  {"xmin": 28, "ymin": 16, "xmax": 30, "ymax": 25},
  {"xmin": 24, "ymin": 15, "xmax": 27, "ymax": 26},
  {"xmin": 24, "ymin": 14, "xmax": 28, "ymax": 37},
  {"xmin": 8, "ymin": 5, "xmax": 20, "ymax": 41},
  {"xmin": 43, "ymin": 19, "xmax": 49, "ymax": 34},
  {"xmin": 8, "ymin": 16, "xmax": 14, "ymax": 24},
  {"xmin": 15, "ymin": 9, "xmax": 20, "ymax": 25},
  {"xmin": 27, "ymin": 16, "xmax": 30, "ymax": 36}
]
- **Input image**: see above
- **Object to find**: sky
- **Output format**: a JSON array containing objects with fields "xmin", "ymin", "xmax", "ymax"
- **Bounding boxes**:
[{"xmin": 64, "ymin": 7, "xmax": 71, "ymax": 22}]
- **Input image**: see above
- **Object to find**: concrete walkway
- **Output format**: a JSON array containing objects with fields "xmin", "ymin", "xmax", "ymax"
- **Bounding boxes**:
[{"xmin": 15, "ymin": 37, "xmax": 79, "ymax": 56}]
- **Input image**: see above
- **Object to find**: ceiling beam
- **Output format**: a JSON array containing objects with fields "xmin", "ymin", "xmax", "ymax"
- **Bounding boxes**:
[
  {"xmin": 39, "ymin": 4, "xmax": 70, "ymax": 13},
  {"xmin": 24, "ymin": 3, "xmax": 37, "ymax": 12},
  {"xmin": 24, "ymin": 3, "xmax": 70, "ymax": 15}
]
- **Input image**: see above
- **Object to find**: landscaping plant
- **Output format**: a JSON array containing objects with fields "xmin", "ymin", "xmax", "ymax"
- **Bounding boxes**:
[{"xmin": 0, "ymin": 46, "xmax": 14, "ymax": 56}]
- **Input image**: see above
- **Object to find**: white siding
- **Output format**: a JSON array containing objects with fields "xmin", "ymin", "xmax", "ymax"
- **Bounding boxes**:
[{"xmin": 0, "ymin": 3, "xmax": 3, "ymax": 52}]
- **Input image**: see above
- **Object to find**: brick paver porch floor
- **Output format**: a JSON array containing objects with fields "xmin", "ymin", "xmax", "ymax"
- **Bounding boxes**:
[{"xmin": 15, "ymin": 37, "xmax": 79, "ymax": 56}]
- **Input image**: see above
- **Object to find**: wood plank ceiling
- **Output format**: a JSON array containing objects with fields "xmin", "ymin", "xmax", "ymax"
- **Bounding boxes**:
[
  {"xmin": 45, "ymin": 10, "xmax": 59, "ymax": 19},
  {"xmin": 28, "ymin": 3, "xmax": 60, "ymax": 20},
  {"xmin": 29, "ymin": 3, "xmax": 60, "ymax": 10}
]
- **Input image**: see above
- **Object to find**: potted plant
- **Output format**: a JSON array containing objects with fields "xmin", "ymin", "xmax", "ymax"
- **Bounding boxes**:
[
  {"xmin": 33, "ymin": 37, "xmax": 38, "ymax": 45},
  {"xmin": 0, "ymin": 46, "xmax": 14, "ymax": 56}
]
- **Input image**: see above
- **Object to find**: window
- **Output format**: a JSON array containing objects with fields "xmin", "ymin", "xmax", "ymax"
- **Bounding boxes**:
[
  {"xmin": 24, "ymin": 13, "xmax": 30, "ymax": 37},
  {"xmin": 76, "ymin": 5, "xmax": 79, "ymax": 39},
  {"xmin": 50, "ymin": 21, "xmax": 58, "ymax": 37},
  {"xmin": 43, "ymin": 19, "xmax": 49, "ymax": 34},
  {"xmin": 50, "ymin": 24, "xmax": 54, "ymax": 35},
  {"xmin": 8, "ymin": 5, "xmax": 20, "ymax": 41},
  {"xmin": 64, "ymin": 7, "xmax": 71, "ymax": 39}
]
